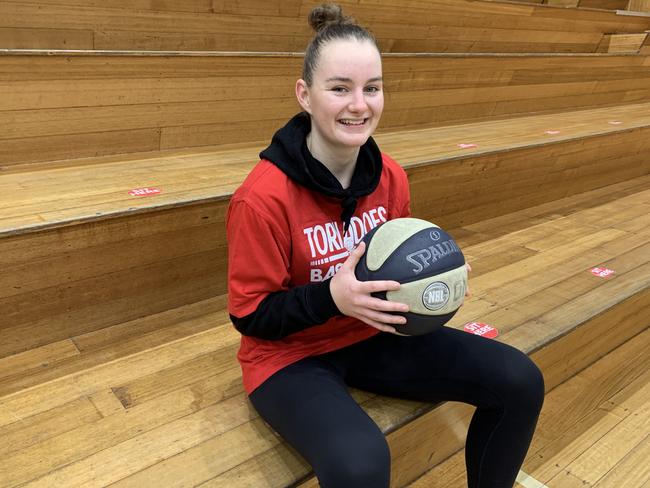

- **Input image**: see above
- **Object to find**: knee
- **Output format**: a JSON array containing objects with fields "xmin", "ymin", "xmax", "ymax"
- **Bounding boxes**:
[
  {"xmin": 503, "ymin": 351, "xmax": 545, "ymax": 414},
  {"xmin": 316, "ymin": 434, "xmax": 391, "ymax": 488}
]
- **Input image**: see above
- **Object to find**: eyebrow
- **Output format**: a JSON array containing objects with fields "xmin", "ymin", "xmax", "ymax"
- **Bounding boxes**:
[{"xmin": 325, "ymin": 76, "xmax": 383, "ymax": 83}]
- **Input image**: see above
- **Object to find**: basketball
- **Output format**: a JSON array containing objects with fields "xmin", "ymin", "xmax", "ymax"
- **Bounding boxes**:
[{"xmin": 355, "ymin": 217, "xmax": 468, "ymax": 335}]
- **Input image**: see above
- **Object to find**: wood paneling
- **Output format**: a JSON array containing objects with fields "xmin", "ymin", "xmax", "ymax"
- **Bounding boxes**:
[
  {"xmin": 0, "ymin": 27, "xmax": 93, "ymax": 49},
  {"xmin": 2, "ymin": 53, "xmax": 650, "ymax": 166},
  {"xmin": 1, "ymin": 0, "xmax": 649, "ymax": 52},
  {"xmin": 0, "ymin": 202, "xmax": 229, "ymax": 358}
]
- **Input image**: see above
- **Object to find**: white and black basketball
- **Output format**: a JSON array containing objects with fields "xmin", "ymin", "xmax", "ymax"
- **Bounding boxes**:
[{"xmin": 355, "ymin": 217, "xmax": 467, "ymax": 335}]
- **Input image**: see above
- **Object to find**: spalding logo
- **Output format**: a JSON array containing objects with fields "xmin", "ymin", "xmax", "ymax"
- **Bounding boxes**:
[
  {"xmin": 422, "ymin": 282, "xmax": 450, "ymax": 311},
  {"xmin": 430, "ymin": 230, "xmax": 441, "ymax": 241},
  {"xmin": 406, "ymin": 239, "xmax": 461, "ymax": 275}
]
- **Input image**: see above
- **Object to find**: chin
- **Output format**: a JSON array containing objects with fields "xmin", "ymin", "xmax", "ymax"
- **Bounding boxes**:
[{"xmin": 335, "ymin": 130, "xmax": 374, "ymax": 148}]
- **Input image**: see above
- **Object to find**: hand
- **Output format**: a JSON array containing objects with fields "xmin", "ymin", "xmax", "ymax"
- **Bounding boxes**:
[{"xmin": 330, "ymin": 241, "xmax": 410, "ymax": 334}]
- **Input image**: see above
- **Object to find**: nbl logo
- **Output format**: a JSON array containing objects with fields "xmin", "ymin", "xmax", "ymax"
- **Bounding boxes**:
[{"xmin": 422, "ymin": 282, "xmax": 450, "ymax": 311}]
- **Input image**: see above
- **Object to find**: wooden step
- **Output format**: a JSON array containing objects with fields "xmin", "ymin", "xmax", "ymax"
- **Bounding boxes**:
[
  {"xmin": 406, "ymin": 326, "xmax": 650, "ymax": 487},
  {"xmin": 2, "ymin": 103, "xmax": 649, "ymax": 358},
  {"xmin": 580, "ymin": 0, "xmax": 630, "ymax": 9},
  {"xmin": 0, "ymin": 181, "xmax": 647, "ymax": 486},
  {"xmin": 2, "ymin": 0, "xmax": 650, "ymax": 53},
  {"xmin": 2, "ymin": 102, "xmax": 649, "ymax": 235},
  {"xmin": 642, "ymin": 29, "xmax": 650, "ymax": 52},
  {"xmin": 577, "ymin": 0, "xmax": 650, "ymax": 12},
  {"xmin": 596, "ymin": 32, "xmax": 648, "ymax": 52},
  {"xmin": 628, "ymin": 0, "xmax": 650, "ymax": 13},
  {"xmin": 2, "ymin": 175, "xmax": 647, "ymax": 403},
  {"xmin": 490, "ymin": 0, "xmax": 650, "ymax": 15},
  {"xmin": 2, "ymin": 50, "xmax": 650, "ymax": 166}
]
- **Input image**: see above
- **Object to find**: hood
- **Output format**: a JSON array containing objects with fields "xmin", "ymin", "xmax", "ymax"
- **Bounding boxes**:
[{"xmin": 259, "ymin": 112, "xmax": 383, "ymax": 234}]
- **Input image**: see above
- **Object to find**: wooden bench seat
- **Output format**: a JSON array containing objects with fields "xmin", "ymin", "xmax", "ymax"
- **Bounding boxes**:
[
  {"xmin": 1, "ymin": 46, "xmax": 649, "ymax": 487},
  {"xmin": 579, "ymin": 0, "xmax": 631, "ymax": 8},
  {"xmin": 2, "ymin": 50, "xmax": 650, "ymax": 169},
  {"xmin": 2, "ymin": 0, "xmax": 650, "ymax": 53},
  {"xmin": 1, "ymin": 175, "xmax": 647, "ymax": 487},
  {"xmin": 2, "ymin": 100, "xmax": 650, "ymax": 360},
  {"xmin": 579, "ymin": 0, "xmax": 650, "ymax": 12},
  {"xmin": 2, "ymin": 100, "xmax": 650, "ymax": 236}
]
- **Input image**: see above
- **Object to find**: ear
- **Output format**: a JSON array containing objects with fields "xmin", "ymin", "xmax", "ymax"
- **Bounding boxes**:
[{"xmin": 295, "ymin": 79, "xmax": 312, "ymax": 114}]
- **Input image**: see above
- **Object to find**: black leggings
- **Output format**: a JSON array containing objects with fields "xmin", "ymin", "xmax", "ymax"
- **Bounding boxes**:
[{"xmin": 250, "ymin": 326, "xmax": 545, "ymax": 488}]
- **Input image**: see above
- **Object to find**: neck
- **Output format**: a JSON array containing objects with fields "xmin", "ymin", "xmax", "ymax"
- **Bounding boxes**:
[{"xmin": 307, "ymin": 132, "xmax": 359, "ymax": 189}]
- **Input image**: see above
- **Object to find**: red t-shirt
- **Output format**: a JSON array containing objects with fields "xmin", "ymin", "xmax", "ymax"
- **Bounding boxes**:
[{"xmin": 227, "ymin": 153, "xmax": 411, "ymax": 393}]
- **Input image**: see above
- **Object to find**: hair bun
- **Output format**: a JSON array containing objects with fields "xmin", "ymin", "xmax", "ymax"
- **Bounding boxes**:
[{"xmin": 308, "ymin": 3, "xmax": 355, "ymax": 32}]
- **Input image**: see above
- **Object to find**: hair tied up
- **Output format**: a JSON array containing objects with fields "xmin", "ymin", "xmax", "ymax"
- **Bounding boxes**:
[
  {"xmin": 308, "ymin": 3, "xmax": 356, "ymax": 33},
  {"xmin": 302, "ymin": 3, "xmax": 378, "ymax": 86}
]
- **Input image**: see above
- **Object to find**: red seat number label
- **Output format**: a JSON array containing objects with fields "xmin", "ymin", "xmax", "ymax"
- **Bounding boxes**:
[
  {"xmin": 464, "ymin": 322, "xmax": 499, "ymax": 339},
  {"xmin": 591, "ymin": 267, "xmax": 615, "ymax": 278},
  {"xmin": 128, "ymin": 187, "xmax": 162, "ymax": 197}
]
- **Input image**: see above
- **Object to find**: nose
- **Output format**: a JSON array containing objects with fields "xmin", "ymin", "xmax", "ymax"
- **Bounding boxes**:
[{"xmin": 348, "ymin": 88, "xmax": 368, "ymax": 113}]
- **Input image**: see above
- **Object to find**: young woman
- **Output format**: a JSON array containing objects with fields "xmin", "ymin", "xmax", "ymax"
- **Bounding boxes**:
[{"xmin": 227, "ymin": 5, "xmax": 545, "ymax": 487}]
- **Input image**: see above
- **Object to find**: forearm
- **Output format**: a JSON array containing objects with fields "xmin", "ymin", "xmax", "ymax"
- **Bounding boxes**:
[{"xmin": 230, "ymin": 279, "xmax": 341, "ymax": 340}]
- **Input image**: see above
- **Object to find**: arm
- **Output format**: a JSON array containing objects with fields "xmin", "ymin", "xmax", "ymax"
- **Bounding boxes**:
[
  {"xmin": 230, "ymin": 279, "xmax": 339, "ymax": 340},
  {"xmin": 227, "ymin": 199, "xmax": 409, "ymax": 338},
  {"xmin": 227, "ymin": 198, "xmax": 340, "ymax": 340}
]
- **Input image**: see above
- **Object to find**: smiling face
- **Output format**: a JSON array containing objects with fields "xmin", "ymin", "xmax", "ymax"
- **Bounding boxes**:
[{"xmin": 296, "ymin": 38, "xmax": 384, "ymax": 163}]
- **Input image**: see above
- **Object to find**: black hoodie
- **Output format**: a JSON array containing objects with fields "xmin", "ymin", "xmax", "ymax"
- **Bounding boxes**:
[{"xmin": 230, "ymin": 113, "xmax": 384, "ymax": 340}]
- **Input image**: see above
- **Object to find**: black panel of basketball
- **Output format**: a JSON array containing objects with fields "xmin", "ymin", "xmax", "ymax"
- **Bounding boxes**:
[{"xmin": 355, "ymin": 218, "xmax": 467, "ymax": 336}]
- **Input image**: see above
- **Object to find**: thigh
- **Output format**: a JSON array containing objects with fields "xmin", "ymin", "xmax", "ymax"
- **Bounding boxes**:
[
  {"xmin": 340, "ymin": 326, "xmax": 544, "ymax": 408},
  {"xmin": 249, "ymin": 357, "xmax": 391, "ymax": 488}
]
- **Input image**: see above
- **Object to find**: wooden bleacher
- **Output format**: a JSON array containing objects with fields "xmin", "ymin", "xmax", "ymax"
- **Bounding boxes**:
[
  {"xmin": 2, "ymin": 0, "xmax": 650, "ymax": 53},
  {"xmin": 1, "ymin": 174, "xmax": 648, "ymax": 486},
  {"xmin": 2, "ymin": 50, "xmax": 650, "ymax": 169},
  {"xmin": 1, "ymin": 0, "xmax": 649, "ymax": 485},
  {"xmin": 500, "ymin": 0, "xmax": 650, "ymax": 14},
  {"xmin": 1, "ymin": 97, "xmax": 649, "ymax": 486},
  {"xmin": 492, "ymin": 0, "xmax": 650, "ymax": 16},
  {"xmin": 579, "ymin": 0, "xmax": 635, "ymax": 10},
  {"xmin": 642, "ymin": 29, "xmax": 650, "ymax": 51},
  {"xmin": 596, "ymin": 32, "xmax": 648, "ymax": 52},
  {"xmin": 483, "ymin": 0, "xmax": 650, "ymax": 53},
  {"xmin": 577, "ymin": 0, "xmax": 650, "ymax": 12}
]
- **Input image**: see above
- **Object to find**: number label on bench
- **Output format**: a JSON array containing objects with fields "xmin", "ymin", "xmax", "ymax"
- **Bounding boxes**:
[
  {"xmin": 464, "ymin": 322, "xmax": 499, "ymax": 339},
  {"xmin": 591, "ymin": 267, "xmax": 615, "ymax": 278},
  {"xmin": 128, "ymin": 187, "xmax": 162, "ymax": 197}
]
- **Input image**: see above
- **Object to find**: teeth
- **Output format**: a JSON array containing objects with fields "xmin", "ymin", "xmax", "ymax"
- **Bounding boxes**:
[{"xmin": 340, "ymin": 119, "xmax": 365, "ymax": 126}]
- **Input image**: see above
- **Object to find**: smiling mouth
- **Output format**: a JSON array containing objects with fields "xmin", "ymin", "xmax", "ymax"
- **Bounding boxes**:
[{"xmin": 338, "ymin": 118, "xmax": 368, "ymax": 126}]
